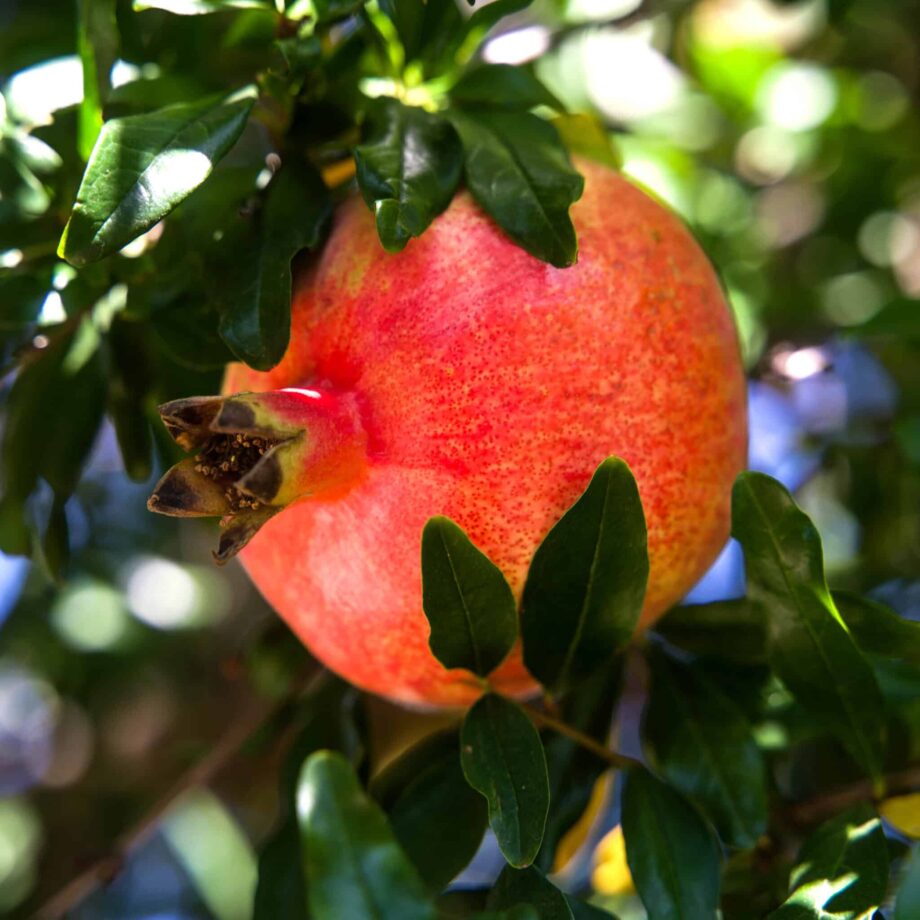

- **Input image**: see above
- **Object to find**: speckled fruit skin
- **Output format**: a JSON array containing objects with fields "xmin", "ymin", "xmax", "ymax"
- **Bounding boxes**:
[{"xmin": 224, "ymin": 159, "xmax": 747, "ymax": 708}]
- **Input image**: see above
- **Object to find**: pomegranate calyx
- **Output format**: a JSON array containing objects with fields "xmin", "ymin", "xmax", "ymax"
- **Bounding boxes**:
[{"xmin": 148, "ymin": 394, "xmax": 305, "ymax": 563}]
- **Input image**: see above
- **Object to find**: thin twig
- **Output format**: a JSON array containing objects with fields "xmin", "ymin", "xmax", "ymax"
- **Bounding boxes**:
[
  {"xmin": 35, "ymin": 667, "xmax": 325, "ymax": 920},
  {"xmin": 522, "ymin": 702, "xmax": 641, "ymax": 771}
]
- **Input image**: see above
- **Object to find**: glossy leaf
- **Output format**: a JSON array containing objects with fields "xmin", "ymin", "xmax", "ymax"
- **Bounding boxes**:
[
  {"xmin": 461, "ymin": 693, "xmax": 549, "ymax": 868},
  {"xmin": 731, "ymin": 472, "xmax": 886, "ymax": 782},
  {"xmin": 487, "ymin": 865, "xmax": 573, "ymax": 920},
  {"xmin": 451, "ymin": 65, "xmax": 564, "ymax": 112},
  {"xmin": 253, "ymin": 676, "xmax": 363, "ymax": 920},
  {"xmin": 421, "ymin": 516, "xmax": 517, "ymax": 677},
  {"xmin": 769, "ymin": 805, "xmax": 889, "ymax": 919},
  {"xmin": 216, "ymin": 160, "xmax": 332, "ymax": 370},
  {"xmin": 298, "ymin": 750, "xmax": 435, "ymax": 920},
  {"xmin": 835, "ymin": 591, "xmax": 920, "ymax": 666},
  {"xmin": 59, "ymin": 85, "xmax": 257, "ymax": 266},
  {"xmin": 522, "ymin": 457, "xmax": 648, "ymax": 696},
  {"xmin": 652, "ymin": 599, "xmax": 767, "ymax": 665},
  {"xmin": 355, "ymin": 99, "xmax": 462, "ymax": 253},
  {"xmin": 370, "ymin": 730, "xmax": 488, "ymax": 892},
  {"xmin": 622, "ymin": 767, "xmax": 721, "ymax": 920},
  {"xmin": 448, "ymin": 109, "xmax": 583, "ymax": 267},
  {"xmin": 643, "ymin": 647, "xmax": 768, "ymax": 848}
]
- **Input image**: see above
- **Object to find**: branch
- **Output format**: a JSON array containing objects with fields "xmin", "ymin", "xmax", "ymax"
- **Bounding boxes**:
[
  {"xmin": 35, "ymin": 667, "xmax": 325, "ymax": 920},
  {"xmin": 522, "ymin": 701, "xmax": 641, "ymax": 771}
]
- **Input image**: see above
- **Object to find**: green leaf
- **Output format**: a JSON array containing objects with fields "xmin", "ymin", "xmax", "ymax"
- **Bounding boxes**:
[
  {"xmin": 421, "ymin": 516, "xmax": 517, "ymax": 677},
  {"xmin": 851, "ymin": 297, "xmax": 920, "ymax": 340},
  {"xmin": 652, "ymin": 599, "xmax": 767, "ymax": 665},
  {"xmin": 298, "ymin": 751, "xmax": 435, "ymax": 920},
  {"xmin": 448, "ymin": 109, "xmax": 583, "ymax": 267},
  {"xmin": 134, "ymin": 0, "xmax": 273, "ymax": 13},
  {"xmin": 370, "ymin": 729, "xmax": 488, "ymax": 892},
  {"xmin": 835, "ymin": 591, "xmax": 920, "ymax": 666},
  {"xmin": 537, "ymin": 665, "xmax": 622, "ymax": 873},
  {"xmin": 487, "ymin": 865, "xmax": 573, "ymax": 920},
  {"xmin": 643, "ymin": 647, "xmax": 768, "ymax": 849},
  {"xmin": 565, "ymin": 899, "xmax": 619, "ymax": 919},
  {"xmin": 355, "ymin": 99, "xmax": 462, "ymax": 253},
  {"xmin": 77, "ymin": 0, "xmax": 118, "ymax": 161},
  {"xmin": 769, "ymin": 805, "xmax": 889, "ymax": 920},
  {"xmin": 731, "ymin": 472, "xmax": 886, "ymax": 782},
  {"xmin": 622, "ymin": 767, "xmax": 721, "ymax": 920},
  {"xmin": 58, "ymin": 85, "xmax": 257, "ymax": 266},
  {"xmin": 254, "ymin": 676, "xmax": 363, "ymax": 920},
  {"xmin": 461, "ymin": 693, "xmax": 549, "ymax": 868},
  {"xmin": 454, "ymin": 0, "xmax": 534, "ymax": 64},
  {"xmin": 551, "ymin": 114, "xmax": 622, "ymax": 170},
  {"xmin": 476, "ymin": 909, "xmax": 541, "ymax": 920},
  {"xmin": 521, "ymin": 457, "xmax": 648, "ymax": 696},
  {"xmin": 451, "ymin": 65, "xmax": 565, "ymax": 112},
  {"xmin": 896, "ymin": 847, "xmax": 920, "ymax": 920},
  {"xmin": 216, "ymin": 159, "xmax": 332, "ymax": 370}
]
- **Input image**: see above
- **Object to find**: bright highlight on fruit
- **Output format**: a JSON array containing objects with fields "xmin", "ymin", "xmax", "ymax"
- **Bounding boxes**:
[{"xmin": 149, "ymin": 159, "xmax": 747, "ymax": 708}]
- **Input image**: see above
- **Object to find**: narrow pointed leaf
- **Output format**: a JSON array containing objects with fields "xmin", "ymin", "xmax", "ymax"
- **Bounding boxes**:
[
  {"xmin": 731, "ymin": 472, "xmax": 886, "ymax": 781},
  {"xmin": 487, "ymin": 865, "xmax": 573, "ymax": 920},
  {"xmin": 421, "ymin": 516, "xmax": 517, "ymax": 677},
  {"xmin": 77, "ymin": 0, "xmax": 118, "ymax": 160},
  {"xmin": 59, "ymin": 85, "xmax": 257, "ymax": 265},
  {"xmin": 769, "ymin": 805, "xmax": 888, "ymax": 920},
  {"xmin": 643, "ymin": 648, "xmax": 767, "ymax": 848},
  {"xmin": 370, "ymin": 730, "xmax": 487, "ymax": 892},
  {"xmin": 217, "ymin": 160, "xmax": 331, "ymax": 370},
  {"xmin": 298, "ymin": 751, "xmax": 435, "ymax": 920},
  {"xmin": 448, "ymin": 109, "xmax": 583, "ymax": 267},
  {"xmin": 461, "ymin": 694, "xmax": 549, "ymax": 868},
  {"xmin": 355, "ymin": 99, "xmax": 462, "ymax": 253},
  {"xmin": 522, "ymin": 457, "xmax": 648, "ymax": 696},
  {"xmin": 622, "ymin": 767, "xmax": 721, "ymax": 920}
]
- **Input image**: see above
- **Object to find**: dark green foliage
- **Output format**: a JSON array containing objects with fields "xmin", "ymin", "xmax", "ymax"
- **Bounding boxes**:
[
  {"xmin": 487, "ymin": 865, "xmax": 573, "ymax": 919},
  {"xmin": 461, "ymin": 693, "xmax": 550, "ymax": 868},
  {"xmin": 522, "ymin": 457, "xmax": 648, "ymax": 696},
  {"xmin": 421, "ymin": 515, "xmax": 518, "ymax": 677}
]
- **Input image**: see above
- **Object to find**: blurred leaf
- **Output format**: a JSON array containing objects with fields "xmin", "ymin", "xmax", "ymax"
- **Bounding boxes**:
[
  {"xmin": 134, "ymin": 0, "xmax": 273, "ymax": 12},
  {"xmin": 731, "ymin": 472, "xmax": 886, "ymax": 782},
  {"xmin": 476, "ymin": 909, "xmax": 540, "ymax": 920},
  {"xmin": 461, "ymin": 693, "xmax": 549, "ymax": 868},
  {"xmin": 448, "ymin": 109, "xmax": 583, "ymax": 267},
  {"xmin": 355, "ymin": 99, "xmax": 462, "ymax": 253},
  {"xmin": 565, "ymin": 900, "xmax": 618, "ymax": 920},
  {"xmin": 769, "ymin": 805, "xmax": 888, "ymax": 919},
  {"xmin": 421, "ymin": 515, "xmax": 517, "ymax": 677},
  {"xmin": 551, "ymin": 114, "xmax": 621, "ymax": 170},
  {"xmin": 451, "ymin": 65, "xmax": 564, "ymax": 112},
  {"xmin": 881, "ymin": 793, "xmax": 920, "ymax": 839},
  {"xmin": 370, "ymin": 729, "xmax": 488, "ymax": 892},
  {"xmin": 835, "ymin": 592, "xmax": 920, "ymax": 666},
  {"xmin": 216, "ymin": 159, "xmax": 331, "ymax": 370},
  {"xmin": 41, "ymin": 496, "xmax": 69, "ymax": 581},
  {"xmin": 0, "ymin": 270, "xmax": 52, "ymax": 331},
  {"xmin": 254, "ymin": 675, "xmax": 363, "ymax": 920},
  {"xmin": 622, "ymin": 767, "xmax": 721, "ymax": 920},
  {"xmin": 298, "ymin": 750, "xmax": 435, "ymax": 920},
  {"xmin": 378, "ymin": 0, "xmax": 462, "ymax": 72},
  {"xmin": 896, "ymin": 848, "xmax": 920, "ymax": 920},
  {"xmin": 107, "ymin": 316, "xmax": 154, "ymax": 481},
  {"xmin": 77, "ymin": 0, "xmax": 118, "ymax": 161},
  {"xmin": 537, "ymin": 664, "xmax": 622, "ymax": 873},
  {"xmin": 652, "ymin": 599, "xmax": 766, "ymax": 664},
  {"xmin": 59, "ymin": 85, "xmax": 257, "ymax": 266},
  {"xmin": 453, "ymin": 0, "xmax": 534, "ymax": 63},
  {"xmin": 643, "ymin": 647, "xmax": 768, "ymax": 849},
  {"xmin": 522, "ymin": 457, "xmax": 648, "ymax": 696},
  {"xmin": 487, "ymin": 865, "xmax": 573, "ymax": 919},
  {"xmin": 852, "ymin": 298, "xmax": 920, "ymax": 339},
  {"xmin": 151, "ymin": 299, "xmax": 237, "ymax": 370}
]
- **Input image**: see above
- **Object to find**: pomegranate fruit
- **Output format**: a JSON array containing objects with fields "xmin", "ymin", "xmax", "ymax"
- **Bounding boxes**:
[{"xmin": 149, "ymin": 158, "xmax": 747, "ymax": 708}]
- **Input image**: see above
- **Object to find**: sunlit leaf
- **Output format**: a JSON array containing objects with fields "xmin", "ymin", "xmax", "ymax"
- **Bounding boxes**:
[{"xmin": 59, "ymin": 85, "xmax": 257, "ymax": 266}]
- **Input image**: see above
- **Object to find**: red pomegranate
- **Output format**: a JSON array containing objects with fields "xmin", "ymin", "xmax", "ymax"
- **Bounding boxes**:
[{"xmin": 149, "ymin": 159, "xmax": 747, "ymax": 708}]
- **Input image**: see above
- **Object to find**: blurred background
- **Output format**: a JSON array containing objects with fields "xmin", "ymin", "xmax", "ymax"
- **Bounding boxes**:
[{"xmin": 1, "ymin": 0, "xmax": 919, "ymax": 916}]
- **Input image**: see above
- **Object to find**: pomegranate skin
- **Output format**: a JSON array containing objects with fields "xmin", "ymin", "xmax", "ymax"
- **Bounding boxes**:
[{"xmin": 224, "ymin": 159, "xmax": 747, "ymax": 708}]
